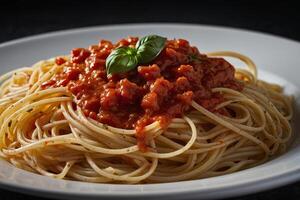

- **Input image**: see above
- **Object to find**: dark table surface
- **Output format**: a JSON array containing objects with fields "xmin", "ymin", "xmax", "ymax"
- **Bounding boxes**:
[{"xmin": 1, "ymin": 0, "xmax": 300, "ymax": 199}]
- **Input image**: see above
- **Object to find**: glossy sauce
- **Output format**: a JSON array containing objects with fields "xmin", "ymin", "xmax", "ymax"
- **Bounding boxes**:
[{"xmin": 42, "ymin": 37, "xmax": 242, "ymax": 151}]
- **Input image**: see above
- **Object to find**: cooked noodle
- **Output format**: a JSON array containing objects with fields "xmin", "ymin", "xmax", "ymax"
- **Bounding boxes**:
[{"xmin": 0, "ymin": 51, "xmax": 293, "ymax": 184}]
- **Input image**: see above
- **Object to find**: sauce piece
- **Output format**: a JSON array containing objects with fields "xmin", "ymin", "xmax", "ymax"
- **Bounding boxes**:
[
  {"xmin": 42, "ymin": 37, "xmax": 243, "ymax": 151},
  {"xmin": 55, "ymin": 57, "xmax": 66, "ymax": 65}
]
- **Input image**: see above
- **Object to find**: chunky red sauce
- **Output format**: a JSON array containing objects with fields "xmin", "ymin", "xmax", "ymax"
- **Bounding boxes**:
[{"xmin": 42, "ymin": 37, "xmax": 242, "ymax": 151}]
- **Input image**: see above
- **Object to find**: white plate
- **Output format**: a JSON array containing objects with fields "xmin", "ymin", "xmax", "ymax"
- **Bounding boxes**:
[{"xmin": 1, "ymin": 23, "xmax": 300, "ymax": 200}]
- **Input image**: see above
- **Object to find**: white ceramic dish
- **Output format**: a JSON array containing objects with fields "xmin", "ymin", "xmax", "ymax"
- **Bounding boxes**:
[{"xmin": 0, "ymin": 23, "xmax": 300, "ymax": 200}]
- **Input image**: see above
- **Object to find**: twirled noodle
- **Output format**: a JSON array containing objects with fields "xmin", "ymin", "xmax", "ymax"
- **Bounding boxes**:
[{"xmin": 0, "ymin": 51, "xmax": 293, "ymax": 183}]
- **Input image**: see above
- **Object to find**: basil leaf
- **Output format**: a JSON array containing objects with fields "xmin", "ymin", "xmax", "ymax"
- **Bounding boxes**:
[
  {"xmin": 135, "ymin": 35, "xmax": 167, "ymax": 64},
  {"xmin": 105, "ymin": 35, "xmax": 167, "ymax": 75},
  {"xmin": 106, "ymin": 47, "xmax": 138, "ymax": 75}
]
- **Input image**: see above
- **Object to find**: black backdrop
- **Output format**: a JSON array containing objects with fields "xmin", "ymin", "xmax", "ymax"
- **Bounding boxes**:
[{"xmin": 1, "ymin": 1, "xmax": 300, "ymax": 200}]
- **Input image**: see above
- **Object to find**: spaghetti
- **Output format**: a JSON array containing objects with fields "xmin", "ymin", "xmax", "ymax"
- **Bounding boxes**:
[{"xmin": 0, "ymin": 37, "xmax": 293, "ymax": 183}]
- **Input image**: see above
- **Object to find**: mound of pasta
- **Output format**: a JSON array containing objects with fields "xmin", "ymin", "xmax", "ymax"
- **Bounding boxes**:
[{"xmin": 0, "ymin": 35, "xmax": 293, "ymax": 183}]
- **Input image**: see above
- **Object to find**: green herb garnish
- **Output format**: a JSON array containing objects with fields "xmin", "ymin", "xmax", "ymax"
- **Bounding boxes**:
[
  {"xmin": 135, "ymin": 35, "xmax": 167, "ymax": 64},
  {"xmin": 106, "ymin": 47, "xmax": 139, "ymax": 75},
  {"xmin": 188, "ymin": 54, "xmax": 203, "ymax": 63},
  {"xmin": 106, "ymin": 35, "xmax": 167, "ymax": 75}
]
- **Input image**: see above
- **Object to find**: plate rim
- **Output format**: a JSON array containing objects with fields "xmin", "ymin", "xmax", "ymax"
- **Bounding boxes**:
[{"xmin": 1, "ymin": 23, "xmax": 300, "ymax": 49}]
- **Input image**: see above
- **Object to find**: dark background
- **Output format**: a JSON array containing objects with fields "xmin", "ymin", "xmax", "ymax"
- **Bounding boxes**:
[{"xmin": 1, "ymin": 0, "xmax": 300, "ymax": 199}]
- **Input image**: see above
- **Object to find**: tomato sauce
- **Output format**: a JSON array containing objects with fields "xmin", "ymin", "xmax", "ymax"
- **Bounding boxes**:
[{"xmin": 42, "ymin": 37, "xmax": 242, "ymax": 151}]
